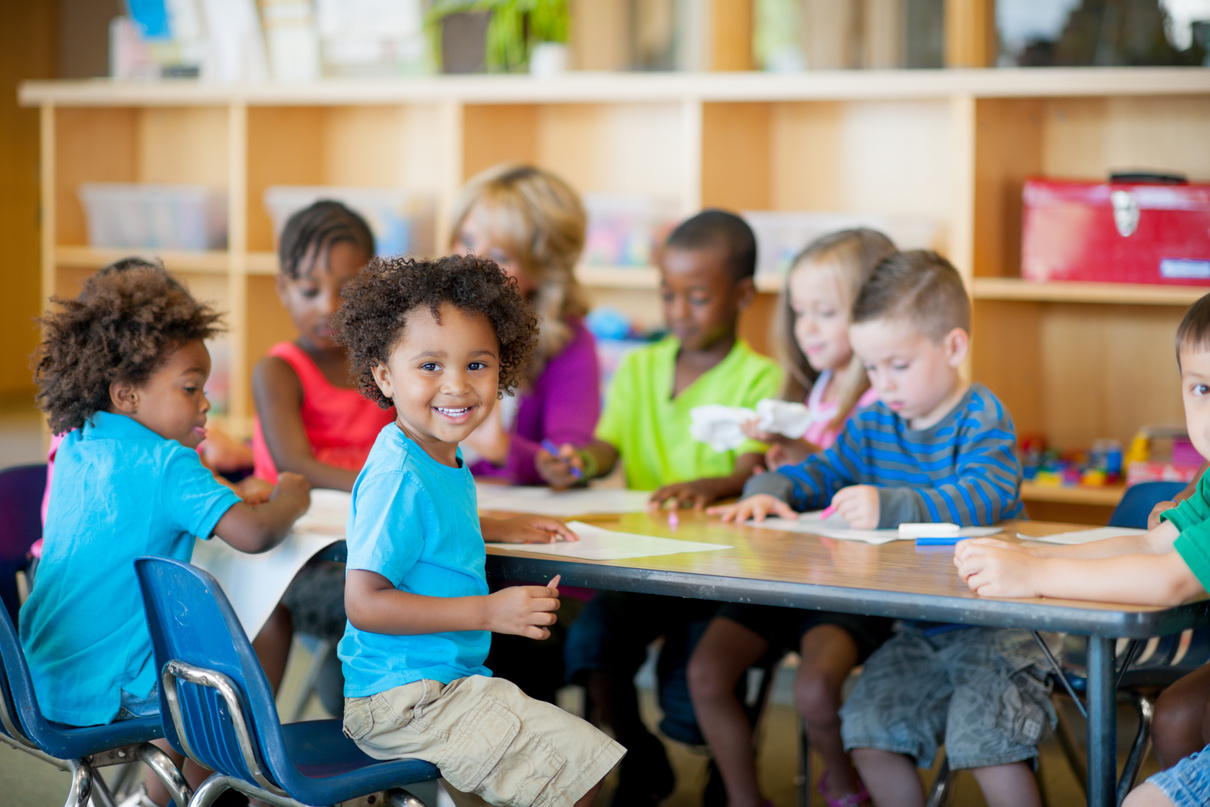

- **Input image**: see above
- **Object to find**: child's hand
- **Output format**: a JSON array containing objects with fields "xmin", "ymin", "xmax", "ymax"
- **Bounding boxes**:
[
  {"xmin": 486, "ymin": 515, "xmax": 578, "ymax": 544},
  {"xmin": 953, "ymin": 536, "xmax": 1029, "ymax": 562},
  {"xmin": 234, "ymin": 475, "xmax": 273, "ymax": 505},
  {"xmin": 739, "ymin": 416, "xmax": 776, "ymax": 443},
  {"xmin": 1148, "ymin": 500, "xmax": 1178, "ymax": 530},
  {"xmin": 271, "ymin": 472, "xmax": 311, "ymax": 514},
  {"xmin": 485, "ymin": 576, "xmax": 561, "ymax": 639},
  {"xmin": 707, "ymin": 494, "xmax": 797, "ymax": 523},
  {"xmin": 649, "ymin": 479, "xmax": 725, "ymax": 511},
  {"xmin": 828, "ymin": 485, "xmax": 880, "ymax": 530},
  {"xmin": 535, "ymin": 443, "xmax": 584, "ymax": 490},
  {"xmin": 954, "ymin": 542, "xmax": 1041, "ymax": 599}
]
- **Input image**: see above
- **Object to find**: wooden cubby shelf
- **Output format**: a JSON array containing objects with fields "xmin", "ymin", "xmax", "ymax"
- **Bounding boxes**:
[{"xmin": 23, "ymin": 68, "xmax": 1210, "ymax": 497}]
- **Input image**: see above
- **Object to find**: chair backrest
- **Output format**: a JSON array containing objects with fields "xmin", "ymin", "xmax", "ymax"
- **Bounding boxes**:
[
  {"xmin": 0, "ymin": 464, "xmax": 47, "ymax": 623},
  {"xmin": 1108, "ymin": 480, "xmax": 1188, "ymax": 529},
  {"xmin": 135, "ymin": 556, "xmax": 294, "ymax": 789}
]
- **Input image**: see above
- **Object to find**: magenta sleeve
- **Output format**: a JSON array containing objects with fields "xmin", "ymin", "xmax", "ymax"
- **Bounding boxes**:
[{"xmin": 505, "ymin": 321, "xmax": 601, "ymax": 485}]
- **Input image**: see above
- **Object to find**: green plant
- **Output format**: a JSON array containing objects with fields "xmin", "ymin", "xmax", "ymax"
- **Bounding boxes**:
[{"xmin": 426, "ymin": 0, "xmax": 568, "ymax": 73}]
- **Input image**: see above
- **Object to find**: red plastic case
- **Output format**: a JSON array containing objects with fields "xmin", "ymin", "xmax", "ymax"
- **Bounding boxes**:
[{"xmin": 1021, "ymin": 176, "xmax": 1210, "ymax": 285}]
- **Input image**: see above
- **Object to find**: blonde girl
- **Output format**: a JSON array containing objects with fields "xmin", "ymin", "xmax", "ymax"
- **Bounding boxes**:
[{"xmin": 747, "ymin": 228, "xmax": 898, "ymax": 468}]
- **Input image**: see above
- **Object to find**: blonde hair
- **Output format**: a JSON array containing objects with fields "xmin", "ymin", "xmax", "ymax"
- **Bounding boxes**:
[
  {"xmin": 450, "ymin": 164, "xmax": 587, "ymax": 367},
  {"xmin": 774, "ymin": 228, "xmax": 897, "ymax": 433}
]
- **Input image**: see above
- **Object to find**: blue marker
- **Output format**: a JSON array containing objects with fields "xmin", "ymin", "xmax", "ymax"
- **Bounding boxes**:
[
  {"xmin": 915, "ymin": 536, "xmax": 963, "ymax": 547},
  {"xmin": 541, "ymin": 439, "xmax": 583, "ymax": 479}
]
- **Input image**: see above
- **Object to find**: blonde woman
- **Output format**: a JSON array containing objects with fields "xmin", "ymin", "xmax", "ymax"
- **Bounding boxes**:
[{"xmin": 451, "ymin": 163, "xmax": 601, "ymax": 486}]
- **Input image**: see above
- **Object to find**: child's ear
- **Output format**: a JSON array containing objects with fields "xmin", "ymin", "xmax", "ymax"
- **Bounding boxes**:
[
  {"xmin": 110, "ymin": 380, "xmax": 139, "ymax": 414},
  {"xmin": 735, "ymin": 277, "xmax": 756, "ymax": 311},
  {"xmin": 274, "ymin": 273, "xmax": 290, "ymax": 304},
  {"xmin": 369, "ymin": 362, "xmax": 394, "ymax": 402},
  {"xmin": 943, "ymin": 327, "xmax": 970, "ymax": 367}
]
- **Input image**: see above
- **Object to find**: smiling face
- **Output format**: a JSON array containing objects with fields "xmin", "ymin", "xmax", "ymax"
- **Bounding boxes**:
[
  {"xmin": 1180, "ymin": 344, "xmax": 1210, "ymax": 462},
  {"xmin": 370, "ymin": 302, "xmax": 501, "ymax": 466},
  {"xmin": 454, "ymin": 205, "xmax": 538, "ymax": 299},
  {"xmin": 117, "ymin": 339, "xmax": 213, "ymax": 449},
  {"xmin": 849, "ymin": 316, "xmax": 969, "ymax": 430},
  {"xmin": 659, "ymin": 245, "xmax": 750, "ymax": 353},
  {"xmin": 277, "ymin": 239, "xmax": 369, "ymax": 352},
  {"xmin": 788, "ymin": 263, "xmax": 854, "ymax": 374}
]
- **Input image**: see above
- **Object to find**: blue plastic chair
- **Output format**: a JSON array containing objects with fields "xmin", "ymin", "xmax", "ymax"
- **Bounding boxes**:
[
  {"xmin": 1107, "ymin": 480, "xmax": 1187, "ymax": 529},
  {"xmin": 0, "ymin": 587, "xmax": 190, "ymax": 807},
  {"xmin": 135, "ymin": 556, "xmax": 439, "ymax": 807}
]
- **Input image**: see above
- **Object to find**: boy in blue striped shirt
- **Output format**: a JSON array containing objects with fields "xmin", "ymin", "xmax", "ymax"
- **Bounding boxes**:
[{"xmin": 712, "ymin": 251, "xmax": 1048, "ymax": 807}]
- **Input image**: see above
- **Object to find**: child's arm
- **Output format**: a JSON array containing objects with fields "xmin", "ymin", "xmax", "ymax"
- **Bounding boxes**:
[
  {"xmin": 535, "ymin": 439, "xmax": 618, "ymax": 490},
  {"xmin": 212, "ymin": 472, "xmax": 311, "ymax": 553},
  {"xmin": 1148, "ymin": 463, "xmax": 1206, "ymax": 529},
  {"xmin": 252, "ymin": 355, "xmax": 360, "ymax": 492},
  {"xmin": 481, "ymin": 515, "xmax": 578, "ymax": 543},
  {"xmin": 649, "ymin": 452, "xmax": 766, "ymax": 510},
  {"xmin": 345, "ymin": 570, "xmax": 561, "ymax": 638},
  {"xmin": 957, "ymin": 522, "xmax": 1177, "ymax": 561},
  {"xmin": 877, "ymin": 399, "xmax": 1022, "ymax": 528},
  {"xmin": 955, "ymin": 526, "xmax": 1203, "ymax": 605}
]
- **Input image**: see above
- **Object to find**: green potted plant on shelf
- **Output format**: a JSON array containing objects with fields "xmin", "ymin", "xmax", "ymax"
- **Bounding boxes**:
[{"xmin": 426, "ymin": 0, "xmax": 569, "ymax": 74}]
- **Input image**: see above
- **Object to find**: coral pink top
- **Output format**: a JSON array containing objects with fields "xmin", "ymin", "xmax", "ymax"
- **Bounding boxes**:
[{"xmin": 251, "ymin": 342, "xmax": 395, "ymax": 485}]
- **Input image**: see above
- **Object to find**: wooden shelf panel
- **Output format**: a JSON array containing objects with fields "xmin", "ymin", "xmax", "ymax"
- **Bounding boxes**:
[
  {"xmin": 20, "ymin": 69, "xmax": 1210, "ymax": 108},
  {"xmin": 972, "ymin": 277, "xmax": 1209, "ymax": 306},
  {"xmin": 55, "ymin": 246, "xmax": 231, "ymax": 274},
  {"xmin": 575, "ymin": 265, "xmax": 782, "ymax": 293},
  {"xmin": 1020, "ymin": 481, "xmax": 1125, "ymax": 506}
]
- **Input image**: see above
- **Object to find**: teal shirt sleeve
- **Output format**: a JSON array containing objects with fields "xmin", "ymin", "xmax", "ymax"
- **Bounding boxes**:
[{"xmin": 1164, "ymin": 475, "xmax": 1210, "ymax": 593}]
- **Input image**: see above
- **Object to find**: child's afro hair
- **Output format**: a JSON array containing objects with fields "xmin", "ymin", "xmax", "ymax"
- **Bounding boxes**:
[
  {"xmin": 334, "ymin": 253, "xmax": 539, "ymax": 409},
  {"xmin": 34, "ymin": 258, "xmax": 223, "ymax": 434}
]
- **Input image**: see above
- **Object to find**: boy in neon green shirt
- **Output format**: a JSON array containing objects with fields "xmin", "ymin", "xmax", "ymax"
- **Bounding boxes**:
[{"xmin": 540, "ymin": 209, "xmax": 781, "ymax": 806}]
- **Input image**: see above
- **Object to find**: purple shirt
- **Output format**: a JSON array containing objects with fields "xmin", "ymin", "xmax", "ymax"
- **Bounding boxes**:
[{"xmin": 471, "ymin": 319, "xmax": 601, "ymax": 485}]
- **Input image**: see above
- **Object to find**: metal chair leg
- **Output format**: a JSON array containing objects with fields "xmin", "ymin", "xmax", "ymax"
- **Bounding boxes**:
[
  {"xmin": 1116, "ymin": 691, "xmax": 1155, "ymax": 806},
  {"xmin": 65, "ymin": 761, "xmax": 94, "ymax": 807},
  {"xmin": 924, "ymin": 755, "xmax": 953, "ymax": 807}
]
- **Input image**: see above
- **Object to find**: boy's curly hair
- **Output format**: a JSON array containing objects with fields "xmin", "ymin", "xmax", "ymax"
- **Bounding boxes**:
[
  {"xmin": 34, "ymin": 259, "xmax": 224, "ymax": 433},
  {"xmin": 334, "ymin": 254, "xmax": 538, "ymax": 409}
]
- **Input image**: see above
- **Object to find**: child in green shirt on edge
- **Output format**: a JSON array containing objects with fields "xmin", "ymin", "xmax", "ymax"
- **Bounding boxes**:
[
  {"xmin": 955, "ymin": 291, "xmax": 1210, "ymax": 807},
  {"xmin": 541, "ymin": 210, "xmax": 781, "ymax": 807}
]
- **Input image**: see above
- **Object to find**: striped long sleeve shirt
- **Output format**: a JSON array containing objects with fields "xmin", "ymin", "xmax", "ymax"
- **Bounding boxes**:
[{"xmin": 744, "ymin": 383, "xmax": 1023, "ymax": 528}]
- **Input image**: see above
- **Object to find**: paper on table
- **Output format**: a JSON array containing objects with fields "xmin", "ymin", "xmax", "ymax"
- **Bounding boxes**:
[
  {"xmin": 191, "ymin": 489, "xmax": 351, "ymax": 636},
  {"xmin": 475, "ymin": 483, "xmax": 651, "ymax": 517},
  {"xmin": 486, "ymin": 521, "xmax": 730, "ymax": 561},
  {"xmin": 743, "ymin": 510, "xmax": 1002, "ymax": 545},
  {"xmin": 1017, "ymin": 526, "xmax": 1146, "ymax": 545}
]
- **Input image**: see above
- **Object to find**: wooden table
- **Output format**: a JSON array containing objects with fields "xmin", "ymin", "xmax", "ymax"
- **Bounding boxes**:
[{"xmin": 483, "ymin": 510, "xmax": 1210, "ymax": 807}]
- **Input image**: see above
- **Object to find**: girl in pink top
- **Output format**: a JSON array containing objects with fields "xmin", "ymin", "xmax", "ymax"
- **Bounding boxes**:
[
  {"xmin": 251, "ymin": 201, "xmax": 391, "ymax": 489},
  {"xmin": 700, "ymin": 229, "xmax": 898, "ymax": 807}
]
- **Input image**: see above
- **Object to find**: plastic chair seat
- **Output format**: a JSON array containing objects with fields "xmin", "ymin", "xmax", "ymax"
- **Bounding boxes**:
[{"xmin": 135, "ymin": 556, "xmax": 439, "ymax": 807}]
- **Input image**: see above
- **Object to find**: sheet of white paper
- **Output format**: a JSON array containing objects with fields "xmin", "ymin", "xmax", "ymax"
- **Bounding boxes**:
[
  {"xmin": 475, "ymin": 484, "xmax": 651, "ymax": 517},
  {"xmin": 191, "ymin": 489, "xmax": 351, "ymax": 636},
  {"xmin": 1017, "ymin": 526, "xmax": 1147, "ymax": 545},
  {"xmin": 486, "ymin": 521, "xmax": 730, "ymax": 561},
  {"xmin": 743, "ymin": 510, "xmax": 1002, "ymax": 545}
]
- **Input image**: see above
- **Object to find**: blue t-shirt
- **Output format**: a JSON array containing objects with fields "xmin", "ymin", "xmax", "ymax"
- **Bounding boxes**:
[
  {"xmin": 338, "ymin": 424, "xmax": 491, "ymax": 697},
  {"xmin": 19, "ymin": 411, "xmax": 240, "ymax": 726}
]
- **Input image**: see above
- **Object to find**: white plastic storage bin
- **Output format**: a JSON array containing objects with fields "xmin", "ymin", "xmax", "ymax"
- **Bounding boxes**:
[
  {"xmin": 743, "ymin": 211, "xmax": 939, "ymax": 279},
  {"xmin": 263, "ymin": 186, "xmax": 435, "ymax": 259},
  {"xmin": 78, "ymin": 183, "xmax": 229, "ymax": 250},
  {"xmin": 582, "ymin": 193, "xmax": 681, "ymax": 267}
]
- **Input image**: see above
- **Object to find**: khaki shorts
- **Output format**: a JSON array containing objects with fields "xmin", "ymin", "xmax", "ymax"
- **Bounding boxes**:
[{"xmin": 343, "ymin": 675, "xmax": 625, "ymax": 807}]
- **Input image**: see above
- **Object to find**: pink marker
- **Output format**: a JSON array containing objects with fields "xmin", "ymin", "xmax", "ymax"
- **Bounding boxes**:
[
  {"xmin": 668, "ymin": 510, "xmax": 679, "ymax": 528},
  {"xmin": 820, "ymin": 504, "xmax": 837, "ymax": 519}
]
